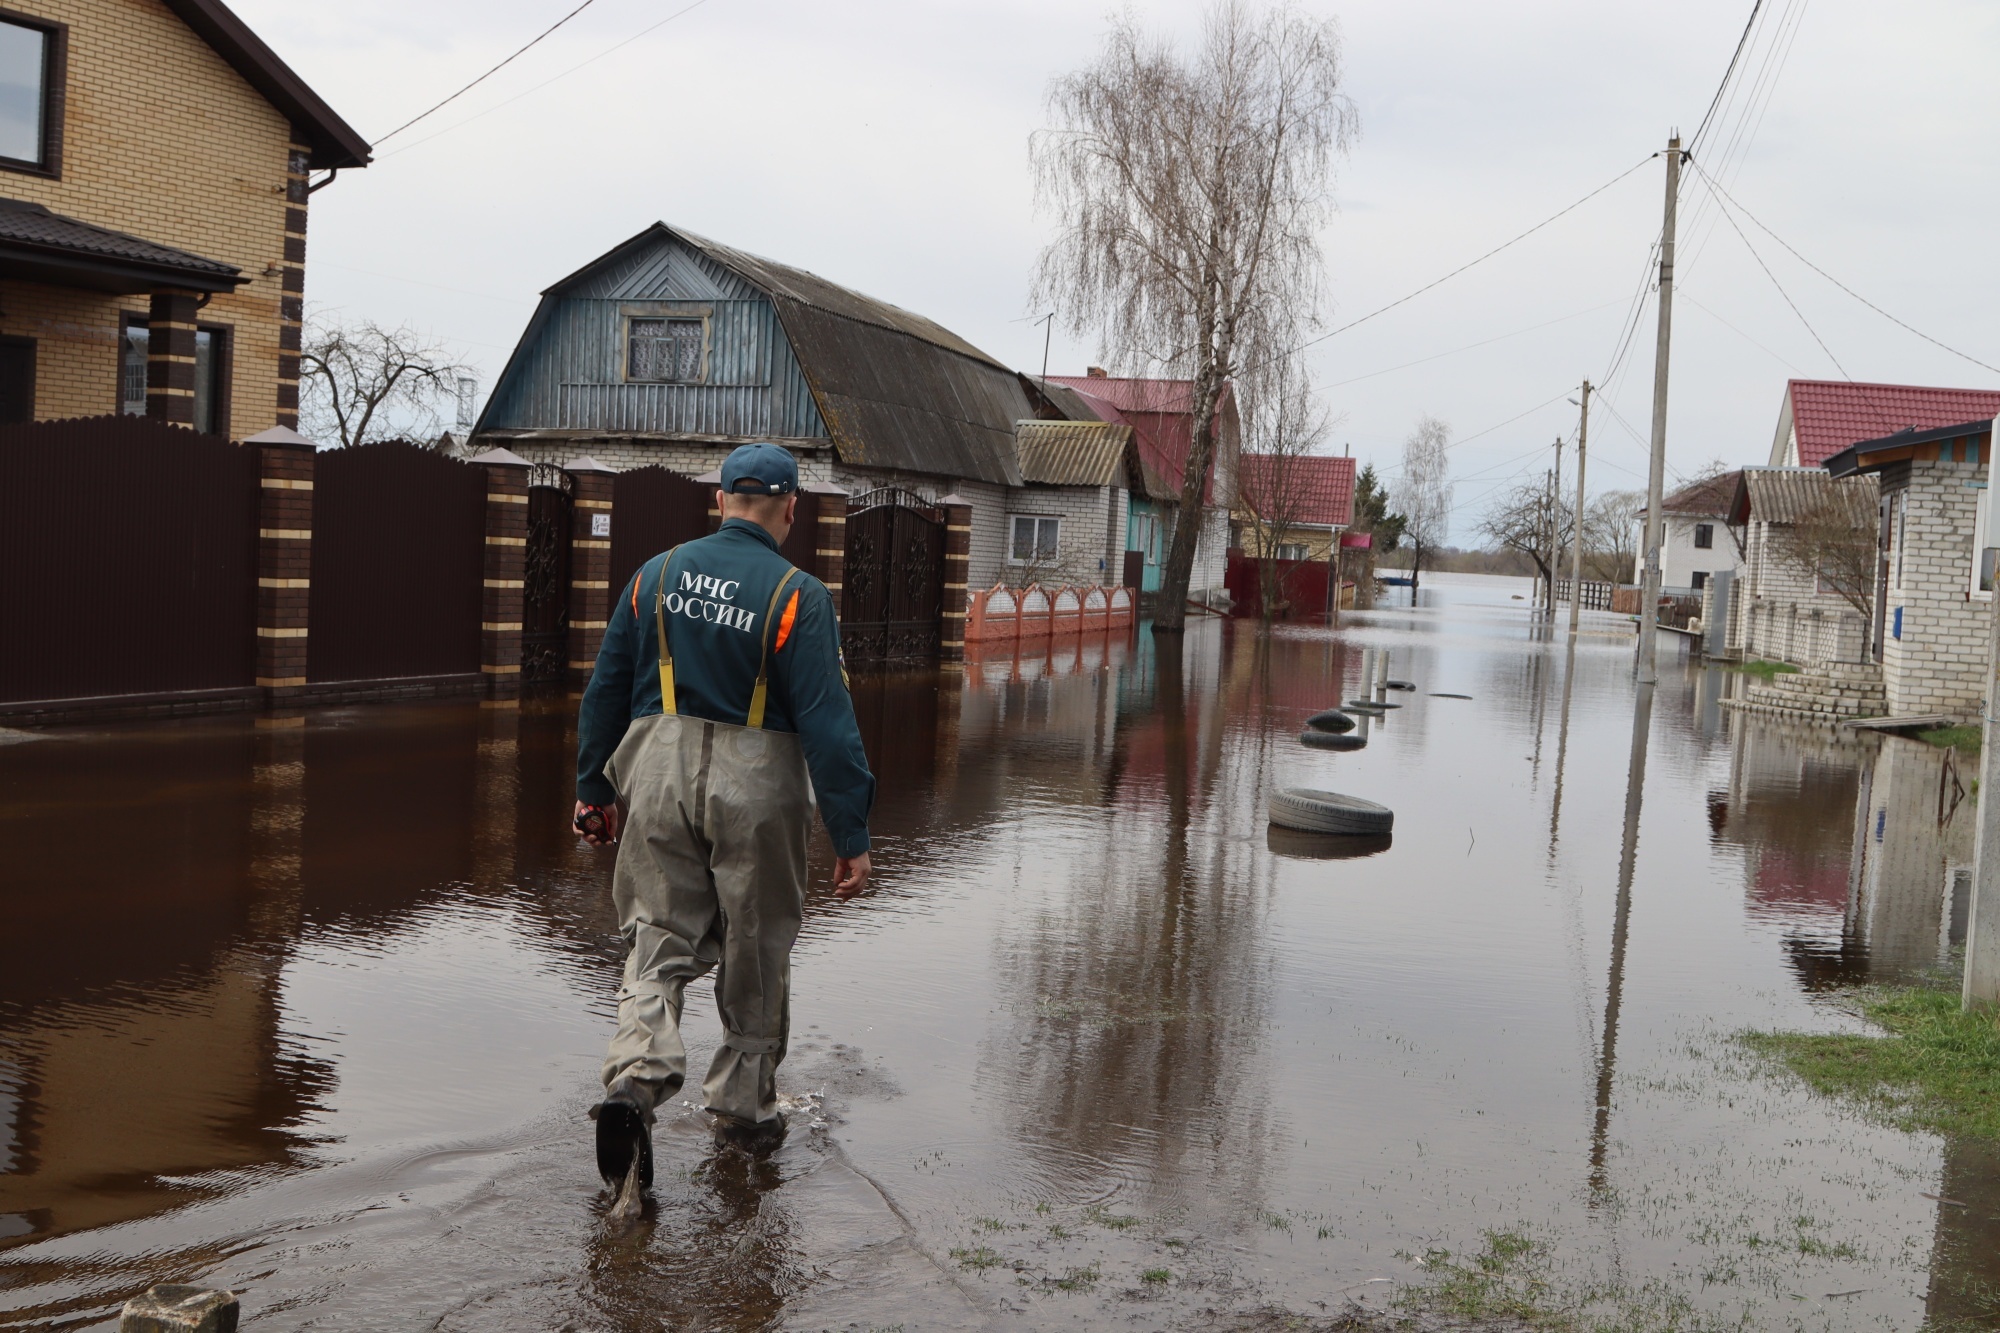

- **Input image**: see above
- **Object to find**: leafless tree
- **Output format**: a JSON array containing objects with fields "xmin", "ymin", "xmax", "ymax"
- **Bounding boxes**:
[
  {"xmin": 1478, "ymin": 470, "xmax": 1574, "ymax": 604},
  {"xmin": 1032, "ymin": 0, "xmax": 1356, "ymax": 634},
  {"xmin": 300, "ymin": 312, "xmax": 474, "ymax": 449},
  {"xmin": 1238, "ymin": 356, "xmax": 1336, "ymax": 619},
  {"xmin": 1394, "ymin": 415, "xmax": 1452, "ymax": 593},
  {"xmin": 1767, "ymin": 483, "xmax": 1878, "ymax": 619},
  {"xmin": 1583, "ymin": 490, "xmax": 1645, "ymax": 584}
]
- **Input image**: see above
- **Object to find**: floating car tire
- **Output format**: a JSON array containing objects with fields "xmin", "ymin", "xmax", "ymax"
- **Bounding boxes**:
[
  {"xmin": 1269, "ymin": 788, "xmax": 1394, "ymax": 835},
  {"xmin": 1385, "ymin": 680, "xmax": 1416, "ymax": 691},
  {"xmin": 1346, "ymin": 699, "xmax": 1400, "ymax": 711},
  {"xmin": 1305, "ymin": 708, "xmax": 1356, "ymax": 733},
  {"xmin": 1298, "ymin": 730, "xmax": 1366, "ymax": 751},
  {"xmin": 1431, "ymin": 692, "xmax": 1472, "ymax": 700}
]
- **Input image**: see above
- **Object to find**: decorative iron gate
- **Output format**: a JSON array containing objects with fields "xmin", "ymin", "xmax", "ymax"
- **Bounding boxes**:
[
  {"xmin": 522, "ymin": 463, "xmax": 573, "ymax": 691},
  {"xmin": 843, "ymin": 488, "xmax": 944, "ymax": 665}
]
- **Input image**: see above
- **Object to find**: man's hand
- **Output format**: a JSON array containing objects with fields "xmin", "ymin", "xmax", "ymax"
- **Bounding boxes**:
[
  {"xmin": 573, "ymin": 800, "xmax": 622, "ymax": 847},
  {"xmin": 833, "ymin": 852, "xmax": 872, "ymax": 900}
]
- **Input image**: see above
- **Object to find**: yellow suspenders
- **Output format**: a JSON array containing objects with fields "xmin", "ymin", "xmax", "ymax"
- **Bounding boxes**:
[{"xmin": 652, "ymin": 551, "xmax": 800, "ymax": 731}]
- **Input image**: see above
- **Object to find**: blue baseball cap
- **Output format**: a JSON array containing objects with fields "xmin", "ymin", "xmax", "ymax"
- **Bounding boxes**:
[{"xmin": 720, "ymin": 442, "xmax": 798, "ymax": 495}]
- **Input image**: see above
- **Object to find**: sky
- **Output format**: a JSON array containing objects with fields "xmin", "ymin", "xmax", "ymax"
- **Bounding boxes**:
[{"xmin": 241, "ymin": 0, "xmax": 2000, "ymax": 542}]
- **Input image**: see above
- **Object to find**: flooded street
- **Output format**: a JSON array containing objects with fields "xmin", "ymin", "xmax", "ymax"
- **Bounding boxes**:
[{"xmin": 3, "ymin": 573, "xmax": 1996, "ymax": 1330}]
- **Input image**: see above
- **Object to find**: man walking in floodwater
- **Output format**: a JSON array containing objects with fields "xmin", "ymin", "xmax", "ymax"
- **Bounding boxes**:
[{"xmin": 572, "ymin": 442, "xmax": 874, "ymax": 1191}]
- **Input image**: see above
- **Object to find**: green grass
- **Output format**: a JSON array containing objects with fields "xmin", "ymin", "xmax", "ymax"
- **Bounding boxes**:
[
  {"xmin": 1140, "ymin": 1268, "xmax": 1172, "ymax": 1285},
  {"xmin": 1919, "ymin": 724, "xmax": 1983, "ymax": 756},
  {"xmin": 1741, "ymin": 986, "xmax": 2000, "ymax": 1140},
  {"xmin": 1394, "ymin": 1228, "xmax": 1737, "ymax": 1331},
  {"xmin": 1727, "ymin": 659, "xmax": 1801, "ymax": 680},
  {"xmin": 949, "ymin": 1246, "xmax": 1003, "ymax": 1271}
]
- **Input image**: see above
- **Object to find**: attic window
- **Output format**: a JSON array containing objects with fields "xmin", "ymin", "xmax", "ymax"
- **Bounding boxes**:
[
  {"xmin": 0, "ymin": 15, "xmax": 61, "ymax": 175},
  {"xmin": 628, "ymin": 317, "xmax": 704, "ymax": 383}
]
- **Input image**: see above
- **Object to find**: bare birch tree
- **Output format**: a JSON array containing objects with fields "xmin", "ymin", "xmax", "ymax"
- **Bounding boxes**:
[
  {"xmin": 300, "ymin": 312, "xmax": 473, "ymax": 449},
  {"xmin": 1767, "ymin": 481, "xmax": 1878, "ymax": 619},
  {"xmin": 1394, "ymin": 415, "xmax": 1452, "ymax": 593},
  {"xmin": 1032, "ymin": 0, "xmax": 1356, "ymax": 634}
]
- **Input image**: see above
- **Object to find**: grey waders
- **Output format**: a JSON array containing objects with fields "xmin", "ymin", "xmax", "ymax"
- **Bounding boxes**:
[{"xmin": 598, "ymin": 559, "xmax": 809, "ymax": 1159}]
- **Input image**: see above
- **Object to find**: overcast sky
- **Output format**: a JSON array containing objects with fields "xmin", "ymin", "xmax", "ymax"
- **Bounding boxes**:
[{"xmin": 240, "ymin": 0, "xmax": 2000, "ymax": 541}]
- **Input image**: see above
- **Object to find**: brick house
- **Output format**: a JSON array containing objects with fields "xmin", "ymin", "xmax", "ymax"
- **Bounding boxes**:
[
  {"xmin": 1635, "ymin": 470, "xmax": 1741, "ymax": 596},
  {"xmin": 0, "ymin": 0, "xmax": 369, "ymax": 435},
  {"xmin": 1723, "ymin": 467, "xmax": 1875, "ymax": 667},
  {"xmin": 1006, "ymin": 417, "xmax": 1131, "ymax": 587},
  {"xmin": 1825, "ymin": 418, "xmax": 1996, "ymax": 719}
]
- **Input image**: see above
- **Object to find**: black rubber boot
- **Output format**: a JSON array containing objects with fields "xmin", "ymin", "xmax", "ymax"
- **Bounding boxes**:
[{"xmin": 591, "ymin": 1085, "xmax": 655, "ymax": 1191}]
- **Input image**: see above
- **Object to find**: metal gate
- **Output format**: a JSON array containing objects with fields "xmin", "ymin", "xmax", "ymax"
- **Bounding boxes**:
[
  {"xmin": 522, "ymin": 463, "xmax": 572, "ymax": 691},
  {"xmin": 843, "ymin": 488, "xmax": 944, "ymax": 665},
  {"xmin": 610, "ymin": 465, "xmax": 714, "ymax": 598}
]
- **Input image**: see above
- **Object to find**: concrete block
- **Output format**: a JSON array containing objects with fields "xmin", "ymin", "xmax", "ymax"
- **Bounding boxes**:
[{"xmin": 120, "ymin": 1286, "xmax": 238, "ymax": 1333}]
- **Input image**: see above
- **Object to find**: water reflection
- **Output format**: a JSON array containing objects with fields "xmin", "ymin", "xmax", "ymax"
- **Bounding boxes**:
[{"xmin": 2, "ymin": 580, "xmax": 1999, "ymax": 1330}]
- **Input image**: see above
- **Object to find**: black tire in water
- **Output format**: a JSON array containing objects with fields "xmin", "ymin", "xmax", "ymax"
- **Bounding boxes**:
[
  {"xmin": 1298, "ymin": 730, "xmax": 1366, "ymax": 751},
  {"xmin": 1385, "ymin": 680, "xmax": 1416, "ymax": 691},
  {"xmin": 1305, "ymin": 708, "xmax": 1355, "ymax": 733},
  {"xmin": 1345, "ymin": 699, "xmax": 1399, "ymax": 711},
  {"xmin": 1268, "ymin": 788, "xmax": 1395, "ymax": 835}
]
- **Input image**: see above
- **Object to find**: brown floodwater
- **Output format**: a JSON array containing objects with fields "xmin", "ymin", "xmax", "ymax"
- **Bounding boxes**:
[{"xmin": 1, "ymin": 573, "xmax": 1995, "ymax": 1330}]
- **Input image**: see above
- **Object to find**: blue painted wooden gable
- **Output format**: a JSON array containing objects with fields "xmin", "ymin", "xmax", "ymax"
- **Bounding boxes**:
[{"xmin": 480, "ymin": 234, "xmax": 828, "ymax": 439}]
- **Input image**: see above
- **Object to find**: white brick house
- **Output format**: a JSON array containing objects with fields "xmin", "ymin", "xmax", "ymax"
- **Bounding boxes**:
[
  {"xmin": 1004, "ymin": 420, "xmax": 1130, "ymax": 587},
  {"xmin": 1635, "ymin": 471, "xmax": 1742, "ymax": 596},
  {"xmin": 1825, "ymin": 420, "xmax": 1995, "ymax": 718},
  {"xmin": 1724, "ymin": 467, "xmax": 1876, "ymax": 668}
]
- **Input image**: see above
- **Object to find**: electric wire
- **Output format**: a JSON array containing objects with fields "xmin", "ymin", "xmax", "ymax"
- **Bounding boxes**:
[
  {"xmin": 1689, "ymin": 158, "xmax": 2000, "ymax": 378},
  {"xmin": 382, "ymin": 0, "xmax": 716, "ymax": 159},
  {"xmin": 374, "ymin": 0, "xmax": 600, "ymax": 144},
  {"xmin": 1690, "ymin": 169, "xmax": 1848, "ymax": 377},
  {"xmin": 1686, "ymin": 0, "xmax": 1766, "ymax": 156}
]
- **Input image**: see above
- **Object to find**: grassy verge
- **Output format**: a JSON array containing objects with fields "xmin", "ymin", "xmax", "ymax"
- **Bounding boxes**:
[
  {"xmin": 1726, "ymin": 659, "xmax": 1800, "ymax": 680},
  {"xmin": 1919, "ymin": 724, "xmax": 1983, "ymax": 756},
  {"xmin": 1740, "ymin": 986, "xmax": 2000, "ymax": 1140},
  {"xmin": 1393, "ymin": 1228, "xmax": 1745, "ymax": 1332}
]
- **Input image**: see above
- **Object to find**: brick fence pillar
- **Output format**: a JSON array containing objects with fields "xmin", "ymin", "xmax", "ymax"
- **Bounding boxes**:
[
  {"xmin": 939, "ymin": 494, "xmax": 972, "ymax": 667},
  {"xmin": 246, "ymin": 425, "xmax": 315, "ymax": 706},
  {"xmin": 146, "ymin": 288, "xmax": 202, "ymax": 425},
  {"xmin": 471, "ymin": 447, "xmax": 531, "ymax": 702},
  {"xmin": 805, "ymin": 482, "xmax": 849, "ymax": 619},
  {"xmin": 566, "ymin": 455, "xmax": 617, "ymax": 694}
]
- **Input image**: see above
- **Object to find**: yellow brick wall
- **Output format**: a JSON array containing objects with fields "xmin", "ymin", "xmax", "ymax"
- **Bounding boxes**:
[{"xmin": 0, "ymin": 0, "xmax": 299, "ymax": 432}]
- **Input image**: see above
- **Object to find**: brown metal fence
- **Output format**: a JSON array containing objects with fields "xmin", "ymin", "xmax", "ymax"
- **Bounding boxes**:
[
  {"xmin": 308, "ymin": 442, "xmax": 485, "ymax": 683},
  {"xmin": 609, "ymin": 466, "xmax": 714, "ymax": 598},
  {"xmin": 0, "ymin": 415, "xmax": 256, "ymax": 705}
]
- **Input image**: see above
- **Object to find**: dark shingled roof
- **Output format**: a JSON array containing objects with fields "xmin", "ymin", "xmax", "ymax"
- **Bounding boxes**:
[{"xmin": 0, "ymin": 197, "xmax": 242, "ymax": 292}]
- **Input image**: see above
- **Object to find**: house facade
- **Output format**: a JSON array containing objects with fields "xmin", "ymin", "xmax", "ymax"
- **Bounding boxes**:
[
  {"xmin": 1008, "ymin": 418, "xmax": 1130, "ymax": 587},
  {"xmin": 474, "ymin": 223, "xmax": 1049, "ymax": 591},
  {"xmin": 1045, "ymin": 371, "xmax": 1239, "ymax": 606},
  {"xmin": 0, "ymin": 0, "xmax": 369, "ymax": 436},
  {"xmin": 1634, "ymin": 471, "xmax": 1742, "ymax": 596},
  {"xmin": 1232, "ymin": 452, "xmax": 1355, "ymax": 560},
  {"xmin": 1724, "ymin": 467, "xmax": 1876, "ymax": 668},
  {"xmin": 1826, "ymin": 419, "xmax": 1995, "ymax": 718}
]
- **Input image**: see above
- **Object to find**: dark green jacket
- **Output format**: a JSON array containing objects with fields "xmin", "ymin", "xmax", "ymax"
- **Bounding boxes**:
[{"xmin": 576, "ymin": 519, "xmax": 875, "ymax": 856}]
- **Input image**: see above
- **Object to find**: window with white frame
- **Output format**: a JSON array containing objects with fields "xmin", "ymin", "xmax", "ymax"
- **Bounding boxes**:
[
  {"xmin": 1010, "ymin": 515, "xmax": 1060, "ymax": 563},
  {"xmin": 1275, "ymin": 542, "xmax": 1310, "ymax": 561}
]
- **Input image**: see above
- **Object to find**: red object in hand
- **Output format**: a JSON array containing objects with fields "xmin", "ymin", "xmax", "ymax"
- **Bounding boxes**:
[{"xmin": 575, "ymin": 804, "xmax": 611, "ymax": 840}]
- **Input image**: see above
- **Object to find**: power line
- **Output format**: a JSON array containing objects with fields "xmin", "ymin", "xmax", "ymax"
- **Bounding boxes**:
[
  {"xmin": 1688, "ymin": 158, "xmax": 2000, "ymax": 378},
  {"xmin": 1687, "ymin": 0, "xmax": 1766, "ymax": 156},
  {"xmin": 375, "ymin": 0, "xmax": 601, "ymax": 145},
  {"xmin": 1322, "ymin": 300, "xmax": 1626, "ymax": 390},
  {"xmin": 382, "ymin": 0, "xmax": 716, "ymax": 159},
  {"xmin": 1248, "ymin": 155, "xmax": 1658, "ymax": 376},
  {"xmin": 1690, "ymin": 167, "xmax": 1848, "ymax": 377},
  {"xmin": 1679, "ymin": 288, "xmax": 1806, "ymax": 374}
]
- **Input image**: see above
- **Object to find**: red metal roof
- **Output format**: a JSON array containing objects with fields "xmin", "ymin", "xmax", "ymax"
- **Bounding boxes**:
[
  {"xmin": 1788, "ymin": 379, "xmax": 2000, "ymax": 468},
  {"xmin": 1047, "ymin": 374, "xmax": 1238, "ymax": 505},
  {"xmin": 1236, "ymin": 453, "xmax": 1355, "ymax": 528}
]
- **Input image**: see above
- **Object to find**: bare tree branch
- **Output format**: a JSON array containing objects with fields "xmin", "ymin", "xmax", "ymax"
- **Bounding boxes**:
[
  {"xmin": 300, "ymin": 311, "xmax": 474, "ymax": 449},
  {"xmin": 1032, "ymin": 0, "xmax": 1356, "ymax": 633}
]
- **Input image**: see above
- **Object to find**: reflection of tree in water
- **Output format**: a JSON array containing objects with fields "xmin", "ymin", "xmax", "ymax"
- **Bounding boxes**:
[
  {"xmin": 985, "ymin": 629, "xmax": 1279, "ymax": 1222},
  {"xmin": 1924, "ymin": 1136, "xmax": 2000, "ymax": 1327}
]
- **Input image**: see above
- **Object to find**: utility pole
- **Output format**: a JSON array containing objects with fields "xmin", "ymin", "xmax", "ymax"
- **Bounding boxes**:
[
  {"xmin": 1636, "ymin": 136, "xmax": 1682, "ymax": 683},
  {"xmin": 1552, "ymin": 436, "xmax": 1564, "ymax": 613},
  {"xmin": 1568, "ymin": 381, "xmax": 1591, "ymax": 636},
  {"xmin": 1967, "ymin": 418, "xmax": 2000, "ymax": 1007}
]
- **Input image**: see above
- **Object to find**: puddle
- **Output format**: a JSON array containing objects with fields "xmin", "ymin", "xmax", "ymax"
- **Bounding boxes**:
[{"xmin": 0, "ymin": 573, "xmax": 1994, "ymax": 1329}]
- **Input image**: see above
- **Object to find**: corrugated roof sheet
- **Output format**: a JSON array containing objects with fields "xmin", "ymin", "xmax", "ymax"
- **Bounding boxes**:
[
  {"xmin": 1015, "ymin": 420, "xmax": 1131, "ymax": 487},
  {"xmin": 1787, "ymin": 379, "xmax": 2000, "ymax": 467},
  {"xmin": 1045, "ymin": 374, "xmax": 1239, "ymax": 504},
  {"xmin": 0, "ymin": 197, "xmax": 241, "ymax": 286},
  {"xmin": 1733, "ymin": 466, "xmax": 1876, "ymax": 526},
  {"xmin": 1236, "ymin": 454, "xmax": 1355, "ymax": 528}
]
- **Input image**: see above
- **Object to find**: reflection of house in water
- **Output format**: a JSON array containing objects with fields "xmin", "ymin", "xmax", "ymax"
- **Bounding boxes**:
[{"xmin": 1712, "ymin": 714, "xmax": 1971, "ymax": 987}]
